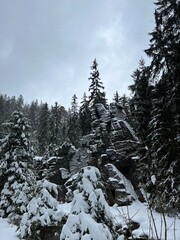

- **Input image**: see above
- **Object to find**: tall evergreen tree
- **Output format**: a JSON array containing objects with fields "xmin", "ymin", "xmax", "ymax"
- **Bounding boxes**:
[
  {"xmin": 145, "ymin": 0, "xmax": 180, "ymax": 136},
  {"xmin": 147, "ymin": 79, "xmax": 179, "ymax": 210},
  {"xmin": 88, "ymin": 59, "xmax": 107, "ymax": 109},
  {"xmin": 129, "ymin": 59, "xmax": 152, "ymax": 143},
  {"xmin": 143, "ymin": 0, "xmax": 180, "ymax": 211}
]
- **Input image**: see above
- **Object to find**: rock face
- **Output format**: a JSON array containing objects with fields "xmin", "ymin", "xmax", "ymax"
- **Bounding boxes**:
[
  {"xmin": 103, "ymin": 163, "xmax": 138, "ymax": 206},
  {"xmin": 43, "ymin": 103, "xmax": 142, "ymax": 206},
  {"xmin": 69, "ymin": 148, "xmax": 90, "ymax": 175},
  {"xmin": 67, "ymin": 103, "xmax": 141, "ymax": 205},
  {"xmin": 42, "ymin": 142, "xmax": 76, "ymax": 185},
  {"xmin": 86, "ymin": 103, "xmax": 139, "ymax": 185}
]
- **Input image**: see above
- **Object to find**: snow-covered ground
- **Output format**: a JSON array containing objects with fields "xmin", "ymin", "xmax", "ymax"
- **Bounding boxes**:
[
  {"xmin": 111, "ymin": 201, "xmax": 180, "ymax": 240},
  {"xmin": 0, "ymin": 201, "xmax": 179, "ymax": 240},
  {"xmin": 0, "ymin": 218, "xmax": 18, "ymax": 240}
]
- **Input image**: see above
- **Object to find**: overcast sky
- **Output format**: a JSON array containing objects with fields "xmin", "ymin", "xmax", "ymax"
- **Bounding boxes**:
[{"xmin": 0, "ymin": 0, "xmax": 155, "ymax": 109}]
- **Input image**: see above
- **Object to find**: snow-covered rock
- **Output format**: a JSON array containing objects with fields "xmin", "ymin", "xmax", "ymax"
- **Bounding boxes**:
[{"xmin": 104, "ymin": 164, "xmax": 138, "ymax": 206}]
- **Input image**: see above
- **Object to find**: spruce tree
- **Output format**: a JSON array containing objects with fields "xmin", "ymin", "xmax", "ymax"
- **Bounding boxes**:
[
  {"xmin": 144, "ymin": 0, "xmax": 180, "ymax": 212},
  {"xmin": 145, "ymin": 0, "xmax": 180, "ymax": 136},
  {"xmin": 0, "ymin": 111, "xmax": 36, "ymax": 223},
  {"xmin": 88, "ymin": 59, "xmax": 107, "ymax": 109},
  {"xmin": 148, "ymin": 77, "xmax": 179, "ymax": 211}
]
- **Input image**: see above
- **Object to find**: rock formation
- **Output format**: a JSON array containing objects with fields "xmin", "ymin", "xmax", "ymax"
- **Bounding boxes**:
[{"xmin": 42, "ymin": 103, "xmax": 142, "ymax": 206}]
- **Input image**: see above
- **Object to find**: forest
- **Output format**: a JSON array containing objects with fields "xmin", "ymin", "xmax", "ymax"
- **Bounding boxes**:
[{"xmin": 0, "ymin": 0, "xmax": 180, "ymax": 239}]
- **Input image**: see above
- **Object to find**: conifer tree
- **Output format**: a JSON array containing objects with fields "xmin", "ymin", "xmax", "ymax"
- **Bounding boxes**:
[
  {"xmin": 147, "ymin": 76, "xmax": 180, "ymax": 211},
  {"xmin": 27, "ymin": 100, "xmax": 39, "ymax": 153},
  {"xmin": 113, "ymin": 91, "xmax": 121, "ymax": 104},
  {"xmin": 67, "ymin": 94, "xmax": 81, "ymax": 147},
  {"xmin": 17, "ymin": 95, "xmax": 24, "ymax": 111},
  {"xmin": 37, "ymin": 103, "xmax": 50, "ymax": 154},
  {"xmin": 49, "ymin": 102, "xmax": 62, "ymax": 146},
  {"xmin": 88, "ymin": 59, "xmax": 107, "ymax": 109},
  {"xmin": 145, "ymin": 0, "xmax": 180, "ymax": 136},
  {"xmin": 79, "ymin": 92, "xmax": 91, "ymax": 135},
  {"xmin": 129, "ymin": 59, "xmax": 152, "ymax": 143},
  {"xmin": 28, "ymin": 100, "xmax": 39, "ymax": 133},
  {"xmin": 143, "ymin": 0, "xmax": 180, "ymax": 211},
  {"xmin": 0, "ymin": 111, "xmax": 36, "ymax": 223}
]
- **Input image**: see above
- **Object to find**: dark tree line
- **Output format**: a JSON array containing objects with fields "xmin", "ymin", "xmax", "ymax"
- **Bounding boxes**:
[
  {"xmin": 0, "ymin": 95, "xmax": 68, "ymax": 155},
  {"xmin": 129, "ymin": 0, "xmax": 180, "ymax": 212}
]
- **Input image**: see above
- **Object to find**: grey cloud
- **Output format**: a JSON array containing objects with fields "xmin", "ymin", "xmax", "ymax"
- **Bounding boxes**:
[{"xmin": 0, "ymin": 0, "xmax": 154, "ymax": 108}]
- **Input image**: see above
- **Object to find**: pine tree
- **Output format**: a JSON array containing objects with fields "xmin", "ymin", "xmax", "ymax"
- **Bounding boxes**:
[
  {"xmin": 88, "ymin": 59, "xmax": 107, "ymax": 109},
  {"xmin": 0, "ymin": 111, "xmax": 36, "ymax": 223}
]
